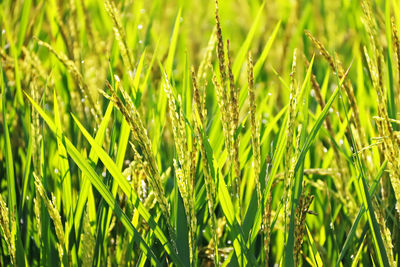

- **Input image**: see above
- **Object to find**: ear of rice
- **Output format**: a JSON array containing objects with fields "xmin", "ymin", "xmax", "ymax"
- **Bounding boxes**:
[
  {"xmin": 33, "ymin": 173, "xmax": 66, "ymax": 263},
  {"xmin": 192, "ymin": 69, "xmax": 219, "ymax": 265}
]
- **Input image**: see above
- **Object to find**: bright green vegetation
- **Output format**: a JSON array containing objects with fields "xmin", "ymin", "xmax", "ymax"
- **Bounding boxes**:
[{"xmin": 1, "ymin": 0, "xmax": 400, "ymax": 266}]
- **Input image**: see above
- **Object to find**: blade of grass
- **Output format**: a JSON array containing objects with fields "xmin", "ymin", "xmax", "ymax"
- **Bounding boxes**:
[
  {"xmin": 285, "ymin": 59, "xmax": 346, "ymax": 266},
  {"xmin": 335, "ymin": 160, "xmax": 387, "ymax": 267},
  {"xmin": 262, "ymin": 55, "xmax": 315, "ymax": 210},
  {"xmin": 2, "ymin": 71, "xmax": 17, "ymax": 218},
  {"xmin": 16, "ymin": 0, "xmax": 32, "ymax": 54},
  {"xmin": 73, "ymin": 100, "xmax": 113, "ymax": 237},
  {"xmin": 333, "ymin": 49, "xmax": 391, "ymax": 266},
  {"xmin": 71, "ymin": 112, "xmax": 183, "ymax": 264},
  {"xmin": 385, "ymin": 0, "xmax": 396, "ymax": 122},
  {"xmin": 232, "ymin": 1, "xmax": 265, "ymax": 80},
  {"xmin": 25, "ymin": 91, "xmax": 182, "ymax": 266},
  {"xmin": 238, "ymin": 20, "xmax": 281, "ymax": 108},
  {"xmin": 165, "ymin": 8, "xmax": 182, "ymax": 76},
  {"xmin": 53, "ymin": 89, "xmax": 76, "ymax": 264},
  {"xmin": 306, "ymin": 224, "xmax": 323, "ymax": 267},
  {"xmin": 1, "ymin": 68, "xmax": 26, "ymax": 266},
  {"xmin": 1, "ymin": 18, "xmax": 23, "ymax": 105},
  {"xmin": 21, "ymin": 113, "xmax": 33, "ymax": 211}
]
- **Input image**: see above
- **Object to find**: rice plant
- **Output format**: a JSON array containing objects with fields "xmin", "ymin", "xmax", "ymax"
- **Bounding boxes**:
[{"xmin": 1, "ymin": 0, "xmax": 400, "ymax": 266}]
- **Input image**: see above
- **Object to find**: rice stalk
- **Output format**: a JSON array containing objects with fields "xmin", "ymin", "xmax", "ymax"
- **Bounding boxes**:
[
  {"xmin": 247, "ymin": 52, "xmax": 261, "ymax": 207},
  {"xmin": 30, "ymin": 80, "xmax": 42, "ymax": 174},
  {"xmin": 0, "ymin": 46, "xmax": 46, "ymax": 84},
  {"xmin": 214, "ymin": 0, "xmax": 238, "ymax": 201},
  {"xmin": 104, "ymin": 0, "xmax": 136, "ymax": 92},
  {"xmin": 263, "ymin": 156, "xmax": 272, "ymax": 265},
  {"xmin": 283, "ymin": 49, "xmax": 299, "ymax": 240},
  {"xmin": 21, "ymin": 47, "xmax": 47, "ymax": 81},
  {"xmin": 215, "ymin": 0, "xmax": 227, "ymax": 84},
  {"xmin": 66, "ymin": 0, "xmax": 80, "ymax": 64},
  {"xmin": 164, "ymin": 72, "xmax": 197, "ymax": 264},
  {"xmin": 78, "ymin": 209, "xmax": 95, "ymax": 267},
  {"xmin": 123, "ymin": 150, "xmax": 147, "ymax": 203},
  {"xmin": 263, "ymin": 190, "xmax": 272, "ymax": 265},
  {"xmin": 33, "ymin": 173, "xmax": 66, "ymax": 264},
  {"xmin": 226, "ymin": 40, "xmax": 241, "ymax": 202},
  {"xmin": 214, "ymin": 1, "xmax": 244, "ymax": 206},
  {"xmin": 0, "ymin": 48, "xmax": 14, "ymax": 74},
  {"xmin": 360, "ymin": 2, "xmax": 397, "ymax": 265},
  {"xmin": 305, "ymin": 30, "xmax": 370, "ymax": 172},
  {"xmin": 304, "ymin": 55, "xmax": 349, "ymax": 206},
  {"xmin": 362, "ymin": 1, "xmax": 400, "ymax": 205},
  {"xmin": 294, "ymin": 192, "xmax": 314, "ymax": 265},
  {"xmin": 30, "ymin": 79, "xmax": 43, "ymax": 245},
  {"xmin": 46, "ymin": 0, "xmax": 74, "ymax": 58},
  {"xmin": 33, "ymin": 193, "xmax": 41, "ymax": 241},
  {"xmin": 104, "ymin": 80, "xmax": 177, "ymax": 250},
  {"xmin": 36, "ymin": 39, "xmax": 101, "ymax": 123},
  {"xmin": 208, "ymin": 217, "xmax": 226, "ymax": 254},
  {"xmin": 191, "ymin": 69, "xmax": 219, "ymax": 265},
  {"xmin": 0, "ymin": 194, "xmax": 16, "ymax": 265},
  {"xmin": 391, "ymin": 17, "xmax": 400, "ymax": 106}
]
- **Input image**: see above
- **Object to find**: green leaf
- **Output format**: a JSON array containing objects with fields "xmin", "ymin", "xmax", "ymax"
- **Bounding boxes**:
[
  {"xmin": 335, "ymin": 161, "xmax": 387, "ymax": 267},
  {"xmin": 334, "ymin": 55, "xmax": 391, "ymax": 267},
  {"xmin": 232, "ymin": 1, "xmax": 265, "ymax": 80},
  {"xmin": 306, "ymin": 225, "xmax": 323, "ymax": 267},
  {"xmin": 2, "ymin": 67, "xmax": 26, "ymax": 266},
  {"xmin": 17, "ymin": 0, "xmax": 32, "ymax": 54},
  {"xmin": 165, "ymin": 7, "xmax": 182, "ymax": 76},
  {"xmin": 25, "ymin": 91, "xmax": 180, "ymax": 266},
  {"xmin": 285, "ymin": 59, "xmax": 343, "ymax": 266},
  {"xmin": 239, "ymin": 20, "xmax": 281, "ymax": 108},
  {"xmin": 2, "ymin": 70, "xmax": 17, "ymax": 221},
  {"xmin": 73, "ymin": 100, "xmax": 114, "ymax": 236}
]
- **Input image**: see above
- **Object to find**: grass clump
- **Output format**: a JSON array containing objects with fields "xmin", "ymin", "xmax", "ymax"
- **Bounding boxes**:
[{"xmin": 2, "ymin": 0, "xmax": 400, "ymax": 266}]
